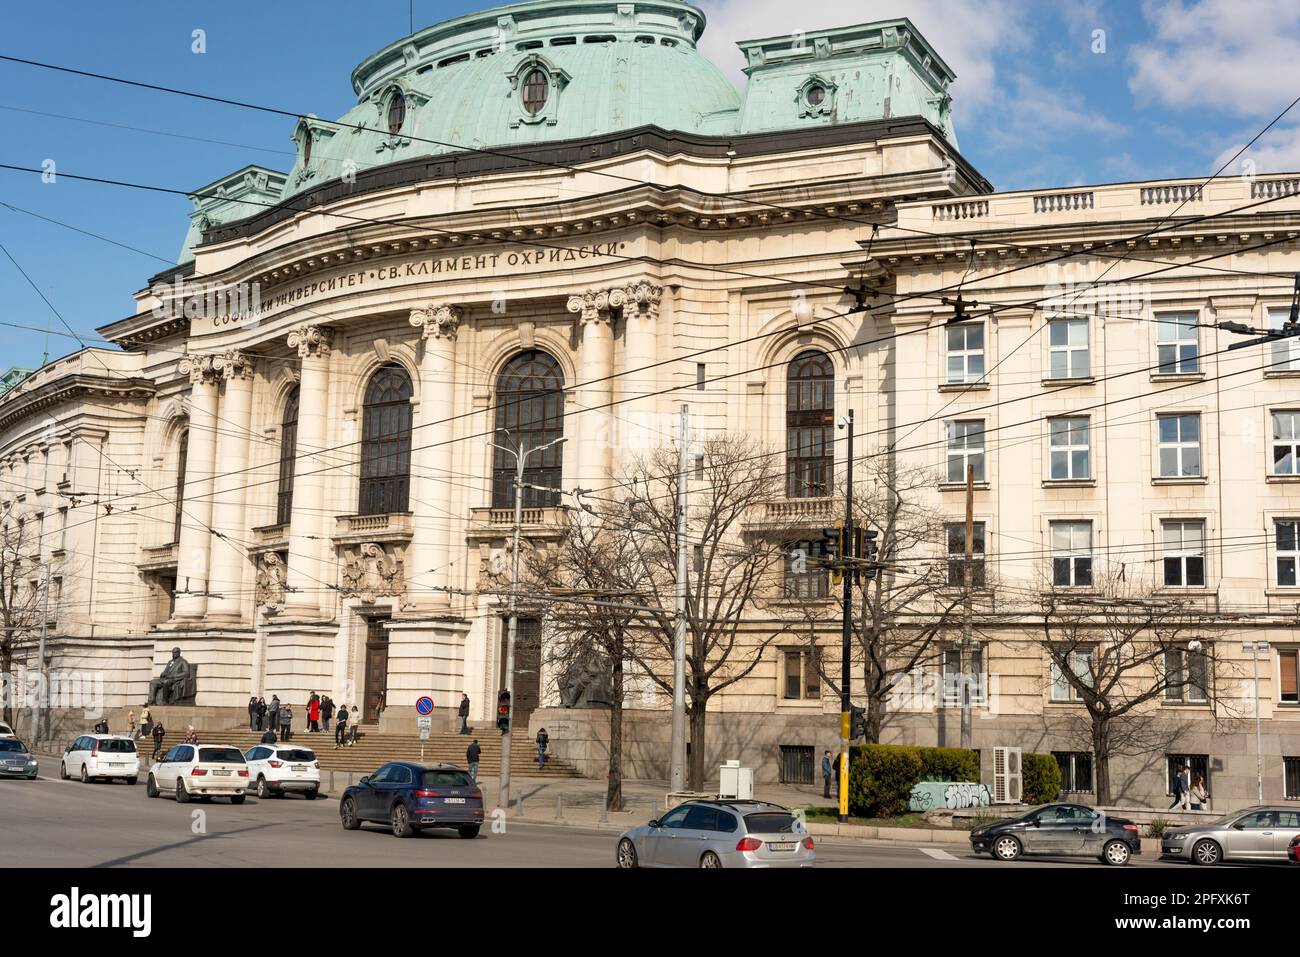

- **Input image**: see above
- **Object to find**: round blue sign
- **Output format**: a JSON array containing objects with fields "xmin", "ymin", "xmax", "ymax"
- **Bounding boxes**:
[{"xmin": 416, "ymin": 696, "xmax": 435, "ymax": 715}]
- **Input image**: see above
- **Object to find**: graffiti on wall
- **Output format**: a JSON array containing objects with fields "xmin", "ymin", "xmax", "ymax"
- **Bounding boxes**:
[{"xmin": 908, "ymin": 781, "xmax": 992, "ymax": 812}]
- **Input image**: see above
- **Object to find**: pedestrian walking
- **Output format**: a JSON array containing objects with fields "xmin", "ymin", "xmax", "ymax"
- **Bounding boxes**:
[
  {"xmin": 127, "ymin": 710, "xmax": 136, "ymax": 738},
  {"xmin": 535, "ymin": 728, "xmax": 549, "ymax": 769},
  {"xmin": 466, "ymin": 739, "xmax": 481, "ymax": 782},
  {"xmin": 821, "ymin": 750, "xmax": 834, "ymax": 799},
  {"xmin": 458, "ymin": 693, "xmax": 471, "ymax": 735},
  {"xmin": 321, "ymin": 695, "xmax": 334, "ymax": 733},
  {"xmin": 139, "ymin": 705, "xmax": 152, "ymax": 740},
  {"xmin": 268, "ymin": 694, "xmax": 281, "ymax": 733},
  {"xmin": 280, "ymin": 703, "xmax": 294, "ymax": 742},
  {"xmin": 308, "ymin": 694, "xmax": 321, "ymax": 733},
  {"xmin": 1190, "ymin": 774, "xmax": 1210, "ymax": 811},
  {"xmin": 334, "ymin": 705, "xmax": 349, "ymax": 749},
  {"xmin": 1169, "ymin": 764, "xmax": 1191, "ymax": 811},
  {"xmin": 151, "ymin": 720, "xmax": 166, "ymax": 762},
  {"xmin": 248, "ymin": 696, "xmax": 258, "ymax": 732}
]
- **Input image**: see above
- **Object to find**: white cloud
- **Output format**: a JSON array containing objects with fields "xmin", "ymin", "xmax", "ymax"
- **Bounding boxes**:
[
  {"xmin": 1212, "ymin": 126, "xmax": 1300, "ymax": 175},
  {"xmin": 1129, "ymin": 0, "xmax": 1300, "ymax": 117},
  {"xmin": 694, "ymin": 0, "xmax": 1031, "ymax": 111}
]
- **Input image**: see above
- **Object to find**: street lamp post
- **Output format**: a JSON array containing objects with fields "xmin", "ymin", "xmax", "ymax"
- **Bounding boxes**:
[
  {"xmin": 1242, "ymin": 639, "xmax": 1269, "ymax": 805},
  {"xmin": 489, "ymin": 433, "xmax": 566, "ymax": 816}
]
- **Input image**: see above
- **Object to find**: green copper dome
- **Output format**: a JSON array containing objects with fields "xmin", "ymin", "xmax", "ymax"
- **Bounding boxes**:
[{"xmin": 282, "ymin": 0, "xmax": 741, "ymax": 199}]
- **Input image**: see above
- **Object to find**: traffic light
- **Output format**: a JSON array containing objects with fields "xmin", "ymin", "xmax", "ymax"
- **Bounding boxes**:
[
  {"xmin": 858, "ymin": 529, "xmax": 880, "ymax": 582},
  {"xmin": 850, "ymin": 704, "xmax": 867, "ymax": 740},
  {"xmin": 819, "ymin": 526, "xmax": 844, "ymax": 586},
  {"xmin": 496, "ymin": 689, "xmax": 511, "ymax": 734}
]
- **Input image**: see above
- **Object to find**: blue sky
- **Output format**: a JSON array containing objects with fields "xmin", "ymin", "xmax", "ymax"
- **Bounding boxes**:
[{"xmin": 2, "ymin": 0, "xmax": 1299, "ymax": 372}]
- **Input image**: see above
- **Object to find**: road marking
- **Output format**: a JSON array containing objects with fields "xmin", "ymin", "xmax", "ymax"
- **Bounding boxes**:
[{"xmin": 920, "ymin": 847, "xmax": 960, "ymax": 861}]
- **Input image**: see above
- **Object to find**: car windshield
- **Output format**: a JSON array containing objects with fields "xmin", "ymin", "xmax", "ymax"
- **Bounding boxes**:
[
  {"xmin": 198, "ymin": 748, "xmax": 245, "ymax": 764},
  {"xmin": 98, "ymin": 739, "xmax": 136, "ymax": 753},
  {"xmin": 421, "ymin": 770, "xmax": 473, "ymax": 787},
  {"xmin": 278, "ymin": 750, "xmax": 316, "ymax": 762},
  {"xmin": 0, "ymin": 739, "xmax": 27, "ymax": 753},
  {"xmin": 744, "ymin": 812, "xmax": 799, "ymax": 835}
]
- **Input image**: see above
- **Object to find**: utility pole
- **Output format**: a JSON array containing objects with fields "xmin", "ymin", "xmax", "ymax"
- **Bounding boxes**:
[
  {"xmin": 960, "ymin": 463, "xmax": 975, "ymax": 750},
  {"xmin": 669, "ymin": 404, "xmax": 688, "ymax": 793},
  {"xmin": 491, "ymin": 433, "xmax": 565, "ymax": 815},
  {"xmin": 838, "ymin": 409, "xmax": 854, "ymax": 823},
  {"xmin": 37, "ymin": 560, "xmax": 49, "ymax": 747},
  {"xmin": 1244, "ymin": 639, "xmax": 1267, "ymax": 804}
]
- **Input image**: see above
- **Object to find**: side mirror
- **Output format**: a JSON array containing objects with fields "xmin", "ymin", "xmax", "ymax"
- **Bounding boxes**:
[
  {"xmin": 360, "ymin": 776, "xmax": 370, "ymax": 785},
  {"xmin": 1232, "ymin": 823, "xmax": 1245, "ymax": 831},
  {"xmin": 1032, "ymin": 819, "xmax": 1041, "ymax": 827},
  {"xmin": 648, "ymin": 819, "xmax": 660, "ymax": 828}
]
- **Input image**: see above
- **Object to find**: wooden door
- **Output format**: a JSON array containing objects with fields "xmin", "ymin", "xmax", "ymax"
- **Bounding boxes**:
[{"xmin": 363, "ymin": 616, "xmax": 390, "ymax": 723}]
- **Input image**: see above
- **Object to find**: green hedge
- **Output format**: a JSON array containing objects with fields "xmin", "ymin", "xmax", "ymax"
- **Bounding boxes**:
[
  {"xmin": 846, "ymin": 744, "xmax": 980, "ymax": 818},
  {"xmin": 1021, "ymin": 752, "xmax": 1062, "ymax": 805}
]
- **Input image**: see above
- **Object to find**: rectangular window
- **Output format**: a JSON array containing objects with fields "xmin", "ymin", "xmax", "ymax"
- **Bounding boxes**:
[
  {"xmin": 1053, "ymin": 751, "xmax": 1094, "ymax": 793},
  {"xmin": 1273, "ymin": 411, "xmax": 1300, "ymax": 475},
  {"xmin": 1278, "ymin": 520, "xmax": 1300, "ymax": 586},
  {"xmin": 784, "ymin": 541, "xmax": 829, "ymax": 600},
  {"xmin": 1156, "ymin": 313, "xmax": 1199, "ymax": 374},
  {"xmin": 1267, "ymin": 308, "xmax": 1300, "ymax": 372},
  {"xmin": 1164, "ymin": 647, "xmax": 1209, "ymax": 703},
  {"xmin": 1048, "ymin": 416, "xmax": 1091, "ymax": 480},
  {"xmin": 1051, "ymin": 521, "xmax": 1093, "ymax": 587},
  {"xmin": 1162, "ymin": 520, "xmax": 1206, "ymax": 587},
  {"xmin": 1048, "ymin": 318, "xmax": 1090, "ymax": 379},
  {"xmin": 1280, "ymin": 649, "xmax": 1298, "ymax": 704},
  {"xmin": 1286, "ymin": 757, "xmax": 1300, "ymax": 800},
  {"xmin": 946, "ymin": 324, "xmax": 985, "ymax": 385},
  {"xmin": 942, "ymin": 646, "xmax": 985, "ymax": 706},
  {"xmin": 696, "ymin": 363, "xmax": 706, "ymax": 390},
  {"xmin": 781, "ymin": 648, "xmax": 821, "ymax": 701},
  {"xmin": 1166, "ymin": 754, "xmax": 1209, "ymax": 796},
  {"xmin": 1050, "ymin": 648, "xmax": 1094, "ymax": 702},
  {"xmin": 945, "ymin": 522, "xmax": 986, "ymax": 587},
  {"xmin": 945, "ymin": 420, "xmax": 986, "ymax": 483},
  {"xmin": 1157, "ymin": 413, "xmax": 1202, "ymax": 477}
]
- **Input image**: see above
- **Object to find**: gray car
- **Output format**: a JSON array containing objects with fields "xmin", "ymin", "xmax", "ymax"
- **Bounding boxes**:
[
  {"xmin": 0, "ymin": 737, "xmax": 38, "ymax": 779},
  {"xmin": 617, "ymin": 800, "xmax": 815, "ymax": 869},
  {"xmin": 1161, "ymin": 806, "xmax": 1300, "ymax": 865}
]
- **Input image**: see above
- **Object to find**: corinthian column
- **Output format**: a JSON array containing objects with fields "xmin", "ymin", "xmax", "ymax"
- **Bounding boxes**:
[
  {"xmin": 619, "ymin": 282, "xmax": 663, "ymax": 463},
  {"xmin": 283, "ymin": 325, "xmax": 333, "ymax": 618},
  {"xmin": 206, "ymin": 350, "xmax": 255, "ymax": 622},
  {"xmin": 408, "ymin": 304, "xmax": 463, "ymax": 610},
  {"xmin": 567, "ymin": 290, "xmax": 616, "ymax": 494},
  {"xmin": 173, "ymin": 353, "xmax": 220, "ymax": 620}
]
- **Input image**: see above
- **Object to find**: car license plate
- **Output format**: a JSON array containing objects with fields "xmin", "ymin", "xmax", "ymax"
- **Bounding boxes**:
[
  {"xmin": 213, "ymin": 770, "xmax": 231, "ymax": 776},
  {"xmin": 768, "ymin": 841, "xmax": 797, "ymax": 852},
  {"xmin": 444, "ymin": 797, "xmax": 465, "ymax": 804},
  {"xmin": 291, "ymin": 765, "xmax": 307, "ymax": 772}
]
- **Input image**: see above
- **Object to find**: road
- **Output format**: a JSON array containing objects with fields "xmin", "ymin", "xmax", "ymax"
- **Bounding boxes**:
[{"xmin": 0, "ymin": 773, "xmax": 1188, "ymax": 868}]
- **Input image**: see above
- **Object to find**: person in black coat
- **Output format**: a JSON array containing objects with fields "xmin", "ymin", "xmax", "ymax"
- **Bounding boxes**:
[
  {"xmin": 321, "ymin": 696, "xmax": 335, "ymax": 733},
  {"xmin": 458, "ymin": 693, "xmax": 471, "ymax": 735},
  {"xmin": 248, "ymin": 697, "xmax": 258, "ymax": 732}
]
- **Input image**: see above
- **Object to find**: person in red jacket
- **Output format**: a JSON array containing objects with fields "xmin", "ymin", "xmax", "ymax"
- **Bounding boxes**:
[{"xmin": 307, "ymin": 692, "xmax": 321, "ymax": 733}]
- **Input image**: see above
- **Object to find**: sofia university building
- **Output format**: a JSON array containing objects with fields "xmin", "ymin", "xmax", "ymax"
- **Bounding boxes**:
[{"xmin": 3, "ymin": 0, "xmax": 1300, "ymax": 805}]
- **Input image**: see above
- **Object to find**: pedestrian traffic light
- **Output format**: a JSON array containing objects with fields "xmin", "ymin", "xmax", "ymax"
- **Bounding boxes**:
[
  {"xmin": 496, "ymin": 689, "xmax": 511, "ymax": 734},
  {"xmin": 850, "ymin": 704, "xmax": 867, "ymax": 741}
]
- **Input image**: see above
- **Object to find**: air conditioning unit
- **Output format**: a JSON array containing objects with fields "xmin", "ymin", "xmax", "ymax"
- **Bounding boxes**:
[{"xmin": 992, "ymin": 746, "xmax": 1023, "ymax": 805}]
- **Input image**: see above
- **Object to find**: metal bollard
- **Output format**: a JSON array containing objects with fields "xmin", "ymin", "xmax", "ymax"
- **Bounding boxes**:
[
  {"xmin": 555, "ymin": 793, "xmax": 565, "ymax": 822},
  {"xmin": 329, "ymin": 770, "xmax": 335, "ymax": 792}
]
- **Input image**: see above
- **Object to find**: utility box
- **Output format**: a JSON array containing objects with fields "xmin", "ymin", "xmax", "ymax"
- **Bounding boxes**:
[{"xmin": 718, "ymin": 760, "xmax": 754, "ymax": 800}]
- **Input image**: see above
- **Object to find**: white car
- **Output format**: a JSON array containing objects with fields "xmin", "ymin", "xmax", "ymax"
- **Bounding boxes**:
[
  {"xmin": 145, "ymin": 743, "xmax": 249, "ymax": 803},
  {"xmin": 60, "ymin": 734, "xmax": 140, "ymax": 784},
  {"xmin": 243, "ymin": 744, "xmax": 322, "ymax": 799},
  {"xmin": 0, "ymin": 722, "xmax": 15, "ymax": 738}
]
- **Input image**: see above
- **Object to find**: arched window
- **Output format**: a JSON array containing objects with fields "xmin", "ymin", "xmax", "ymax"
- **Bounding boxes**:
[
  {"xmin": 522, "ymin": 68, "xmax": 549, "ymax": 115},
  {"xmin": 493, "ymin": 351, "xmax": 564, "ymax": 509},
  {"xmin": 173, "ymin": 429, "xmax": 189, "ymax": 543},
  {"xmin": 786, "ymin": 350, "xmax": 834, "ymax": 498},
  {"xmin": 276, "ymin": 388, "xmax": 299, "ymax": 526},
  {"xmin": 387, "ymin": 91, "xmax": 406, "ymax": 135},
  {"xmin": 359, "ymin": 365, "xmax": 413, "ymax": 516}
]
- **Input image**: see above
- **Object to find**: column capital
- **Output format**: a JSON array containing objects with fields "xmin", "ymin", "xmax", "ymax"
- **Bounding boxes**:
[
  {"xmin": 409, "ymin": 304, "xmax": 465, "ymax": 341},
  {"xmin": 618, "ymin": 281, "xmax": 664, "ymax": 318},
  {"xmin": 287, "ymin": 324, "xmax": 334, "ymax": 360},
  {"xmin": 212, "ymin": 349, "xmax": 255, "ymax": 382},
  {"xmin": 178, "ymin": 353, "xmax": 222, "ymax": 386},
  {"xmin": 567, "ymin": 289, "xmax": 617, "ymax": 325}
]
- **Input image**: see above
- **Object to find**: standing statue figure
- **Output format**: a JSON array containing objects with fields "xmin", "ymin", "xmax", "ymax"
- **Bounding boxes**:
[{"xmin": 148, "ymin": 647, "xmax": 195, "ymax": 705}]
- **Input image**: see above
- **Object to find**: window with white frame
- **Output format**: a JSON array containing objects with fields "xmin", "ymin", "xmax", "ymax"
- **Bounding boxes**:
[
  {"xmin": 1155, "ymin": 313, "xmax": 1199, "ymax": 374},
  {"xmin": 1054, "ymin": 751, "xmax": 1094, "ymax": 793},
  {"xmin": 1267, "ymin": 307, "xmax": 1300, "ymax": 372},
  {"xmin": 1048, "ymin": 318, "xmax": 1090, "ymax": 379},
  {"xmin": 1050, "ymin": 647, "xmax": 1094, "ymax": 702},
  {"xmin": 784, "ymin": 541, "xmax": 829, "ymax": 600},
  {"xmin": 1157, "ymin": 413, "xmax": 1202, "ymax": 477},
  {"xmin": 1048, "ymin": 416, "xmax": 1091, "ymax": 480},
  {"xmin": 1278, "ymin": 520, "xmax": 1300, "ymax": 586},
  {"xmin": 946, "ymin": 522, "xmax": 986, "ymax": 587},
  {"xmin": 946, "ymin": 324, "xmax": 985, "ymax": 385},
  {"xmin": 1273, "ymin": 410, "xmax": 1300, "ymax": 475},
  {"xmin": 1164, "ymin": 646, "xmax": 1209, "ymax": 703},
  {"xmin": 781, "ymin": 647, "xmax": 822, "ymax": 701},
  {"xmin": 1162, "ymin": 520, "xmax": 1206, "ymax": 587},
  {"xmin": 946, "ymin": 420, "xmax": 986, "ymax": 483},
  {"xmin": 942, "ymin": 645, "xmax": 985, "ymax": 706},
  {"xmin": 1051, "ymin": 521, "xmax": 1093, "ymax": 587}
]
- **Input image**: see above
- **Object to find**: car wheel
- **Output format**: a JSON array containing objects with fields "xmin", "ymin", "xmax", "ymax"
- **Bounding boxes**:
[
  {"xmin": 230, "ymin": 794, "xmax": 246, "ymax": 805},
  {"xmin": 993, "ymin": 836, "xmax": 1022, "ymax": 862},
  {"xmin": 79, "ymin": 764, "xmax": 88, "ymax": 784},
  {"xmin": 256, "ymin": 776, "xmax": 271, "ymax": 799},
  {"xmin": 616, "ymin": 838, "xmax": 639, "ymax": 869},
  {"xmin": 458, "ymin": 825, "xmax": 480, "ymax": 839},
  {"xmin": 1102, "ymin": 840, "xmax": 1132, "ymax": 866},
  {"xmin": 340, "ymin": 797, "xmax": 360, "ymax": 830},
  {"xmin": 1192, "ymin": 839, "xmax": 1222, "ymax": 866},
  {"xmin": 145, "ymin": 774, "xmax": 159, "ymax": 798},
  {"xmin": 700, "ymin": 851, "xmax": 723, "ymax": 869},
  {"xmin": 59, "ymin": 761, "xmax": 68, "ymax": 781},
  {"xmin": 175, "ymin": 779, "xmax": 190, "ymax": 804},
  {"xmin": 126, "ymin": 777, "xmax": 138, "ymax": 786},
  {"xmin": 391, "ymin": 802, "xmax": 415, "ymax": 838},
  {"xmin": 305, "ymin": 789, "xmax": 319, "ymax": 801}
]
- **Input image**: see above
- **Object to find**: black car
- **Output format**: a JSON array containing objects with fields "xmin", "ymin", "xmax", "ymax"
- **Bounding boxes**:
[
  {"xmin": 970, "ymin": 803, "xmax": 1142, "ymax": 865},
  {"xmin": 0, "ymin": 737, "xmax": 38, "ymax": 779},
  {"xmin": 339, "ymin": 761, "xmax": 484, "ymax": 839}
]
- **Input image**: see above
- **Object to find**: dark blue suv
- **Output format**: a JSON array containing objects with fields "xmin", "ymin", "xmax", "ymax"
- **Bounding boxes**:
[{"xmin": 340, "ymin": 762, "xmax": 484, "ymax": 839}]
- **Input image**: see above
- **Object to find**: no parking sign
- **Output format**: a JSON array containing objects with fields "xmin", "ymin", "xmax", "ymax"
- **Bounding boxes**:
[{"xmin": 416, "ymin": 696, "xmax": 435, "ymax": 715}]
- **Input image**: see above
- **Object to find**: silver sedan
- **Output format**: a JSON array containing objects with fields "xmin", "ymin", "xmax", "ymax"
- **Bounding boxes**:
[
  {"xmin": 617, "ymin": 800, "xmax": 815, "ymax": 869},
  {"xmin": 1161, "ymin": 806, "xmax": 1300, "ymax": 865}
]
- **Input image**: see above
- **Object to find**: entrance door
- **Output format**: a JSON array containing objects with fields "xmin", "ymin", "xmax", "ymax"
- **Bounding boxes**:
[
  {"xmin": 363, "ymin": 616, "xmax": 390, "ymax": 723},
  {"xmin": 500, "ymin": 617, "xmax": 542, "ymax": 731}
]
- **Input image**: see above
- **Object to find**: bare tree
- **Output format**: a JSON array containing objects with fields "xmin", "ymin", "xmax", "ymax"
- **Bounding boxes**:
[
  {"xmin": 621, "ymin": 434, "xmax": 790, "ymax": 791},
  {"xmin": 1033, "ymin": 571, "xmax": 1240, "ymax": 805},
  {"xmin": 0, "ymin": 512, "xmax": 49, "ymax": 729}
]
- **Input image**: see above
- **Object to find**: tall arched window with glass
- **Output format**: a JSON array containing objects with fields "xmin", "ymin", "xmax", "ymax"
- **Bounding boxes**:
[
  {"xmin": 358, "ymin": 365, "xmax": 412, "ymax": 516},
  {"xmin": 492, "ymin": 351, "xmax": 564, "ymax": 509},
  {"xmin": 172, "ymin": 429, "xmax": 189, "ymax": 543},
  {"xmin": 276, "ymin": 389, "xmax": 299, "ymax": 526},
  {"xmin": 786, "ymin": 351, "xmax": 834, "ymax": 498}
]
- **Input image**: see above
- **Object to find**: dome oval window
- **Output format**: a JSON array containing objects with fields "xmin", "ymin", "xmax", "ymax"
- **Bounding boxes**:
[
  {"xmin": 806, "ymin": 84, "xmax": 827, "ymax": 108},
  {"xmin": 302, "ymin": 131, "xmax": 312, "ymax": 167},
  {"xmin": 387, "ymin": 91, "xmax": 407, "ymax": 135},
  {"xmin": 522, "ymin": 68, "xmax": 549, "ymax": 115}
]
